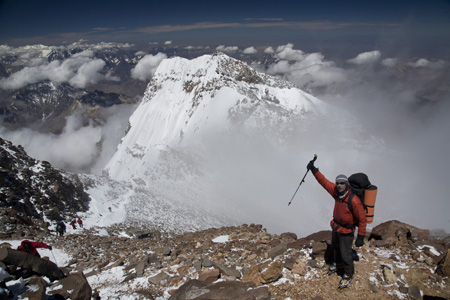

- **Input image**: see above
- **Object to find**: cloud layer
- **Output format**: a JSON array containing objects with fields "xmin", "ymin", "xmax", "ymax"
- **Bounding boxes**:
[
  {"xmin": 0, "ymin": 50, "xmax": 120, "ymax": 90},
  {"xmin": 131, "ymin": 53, "xmax": 167, "ymax": 81}
]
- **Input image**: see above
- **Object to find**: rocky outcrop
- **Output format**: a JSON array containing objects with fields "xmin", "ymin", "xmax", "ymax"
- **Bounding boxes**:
[
  {"xmin": 1, "ymin": 221, "xmax": 449, "ymax": 299},
  {"xmin": 0, "ymin": 247, "xmax": 64, "ymax": 280},
  {"xmin": 0, "ymin": 138, "xmax": 90, "ymax": 232}
]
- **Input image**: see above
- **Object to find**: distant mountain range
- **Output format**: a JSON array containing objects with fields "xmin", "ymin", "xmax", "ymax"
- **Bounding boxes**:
[{"xmin": 1, "ymin": 42, "xmax": 448, "ymax": 135}]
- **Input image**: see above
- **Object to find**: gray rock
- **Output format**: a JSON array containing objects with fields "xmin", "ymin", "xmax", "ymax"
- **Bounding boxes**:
[
  {"xmin": 168, "ymin": 279, "xmax": 271, "ymax": 300},
  {"xmin": 0, "ymin": 247, "xmax": 64, "ymax": 280},
  {"xmin": 148, "ymin": 271, "xmax": 170, "ymax": 285},
  {"xmin": 268, "ymin": 242, "xmax": 287, "ymax": 258},
  {"xmin": 213, "ymin": 261, "xmax": 241, "ymax": 279},
  {"xmin": 49, "ymin": 271, "xmax": 92, "ymax": 300},
  {"xmin": 408, "ymin": 285, "xmax": 421, "ymax": 300}
]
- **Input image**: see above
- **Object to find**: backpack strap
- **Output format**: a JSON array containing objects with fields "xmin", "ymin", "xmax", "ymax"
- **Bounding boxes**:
[{"xmin": 347, "ymin": 193, "xmax": 354, "ymax": 213}]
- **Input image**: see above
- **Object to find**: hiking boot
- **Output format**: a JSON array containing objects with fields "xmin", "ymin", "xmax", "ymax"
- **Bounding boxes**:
[
  {"xmin": 327, "ymin": 262, "xmax": 337, "ymax": 275},
  {"xmin": 338, "ymin": 274, "xmax": 352, "ymax": 289}
]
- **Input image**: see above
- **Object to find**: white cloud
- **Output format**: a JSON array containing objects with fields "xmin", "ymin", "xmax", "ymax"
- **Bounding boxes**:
[
  {"xmin": 266, "ymin": 45, "xmax": 347, "ymax": 89},
  {"xmin": 407, "ymin": 58, "xmax": 445, "ymax": 69},
  {"xmin": 135, "ymin": 51, "xmax": 147, "ymax": 56},
  {"xmin": 130, "ymin": 53, "xmax": 167, "ymax": 81},
  {"xmin": 164, "ymin": 41, "xmax": 172, "ymax": 45},
  {"xmin": 0, "ymin": 51, "xmax": 116, "ymax": 90},
  {"xmin": 275, "ymin": 44, "xmax": 306, "ymax": 61},
  {"xmin": 0, "ymin": 114, "xmax": 102, "ymax": 172},
  {"xmin": 264, "ymin": 47, "xmax": 274, "ymax": 54},
  {"xmin": 216, "ymin": 45, "xmax": 239, "ymax": 53},
  {"xmin": 347, "ymin": 50, "xmax": 381, "ymax": 65},
  {"xmin": 382, "ymin": 58, "xmax": 398, "ymax": 67},
  {"xmin": 69, "ymin": 59, "xmax": 107, "ymax": 88},
  {"xmin": 243, "ymin": 46, "xmax": 257, "ymax": 54}
]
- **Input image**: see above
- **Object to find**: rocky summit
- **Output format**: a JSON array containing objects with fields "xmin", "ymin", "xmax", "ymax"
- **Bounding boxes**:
[{"xmin": 1, "ymin": 220, "xmax": 450, "ymax": 299}]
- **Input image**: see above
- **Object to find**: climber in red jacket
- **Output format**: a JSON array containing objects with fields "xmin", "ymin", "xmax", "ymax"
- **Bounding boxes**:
[
  {"xmin": 17, "ymin": 240, "xmax": 52, "ymax": 258},
  {"xmin": 307, "ymin": 159, "xmax": 366, "ymax": 289}
]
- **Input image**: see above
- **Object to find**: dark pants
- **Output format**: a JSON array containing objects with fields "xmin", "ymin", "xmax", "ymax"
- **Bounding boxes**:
[{"xmin": 332, "ymin": 231, "xmax": 354, "ymax": 277}]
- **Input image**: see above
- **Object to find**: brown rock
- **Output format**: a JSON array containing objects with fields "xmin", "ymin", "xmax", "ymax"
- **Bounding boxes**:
[
  {"xmin": 305, "ymin": 230, "xmax": 332, "ymax": 243},
  {"xmin": 311, "ymin": 241, "xmax": 327, "ymax": 257},
  {"xmin": 287, "ymin": 238, "xmax": 310, "ymax": 250},
  {"xmin": 437, "ymin": 249, "xmax": 450, "ymax": 276},
  {"xmin": 370, "ymin": 220, "xmax": 429, "ymax": 243},
  {"xmin": 212, "ymin": 261, "xmax": 241, "ymax": 279},
  {"xmin": 168, "ymin": 279, "xmax": 271, "ymax": 300},
  {"xmin": 408, "ymin": 286, "xmax": 422, "ymax": 300},
  {"xmin": 0, "ymin": 247, "xmax": 64, "ymax": 280},
  {"xmin": 267, "ymin": 242, "xmax": 287, "ymax": 258},
  {"xmin": 260, "ymin": 260, "xmax": 283, "ymax": 283},
  {"xmin": 292, "ymin": 258, "xmax": 308, "ymax": 276},
  {"xmin": 176, "ymin": 265, "xmax": 189, "ymax": 276},
  {"xmin": 242, "ymin": 260, "xmax": 283, "ymax": 285},
  {"xmin": 21, "ymin": 276, "xmax": 47, "ymax": 300},
  {"xmin": 49, "ymin": 272, "xmax": 92, "ymax": 300},
  {"xmin": 280, "ymin": 232, "xmax": 297, "ymax": 241},
  {"xmin": 198, "ymin": 269, "xmax": 220, "ymax": 283}
]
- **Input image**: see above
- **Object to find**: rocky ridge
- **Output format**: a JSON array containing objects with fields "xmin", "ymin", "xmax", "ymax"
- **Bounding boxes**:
[
  {"xmin": 1, "ymin": 220, "xmax": 449, "ymax": 299},
  {"xmin": 0, "ymin": 137, "xmax": 90, "ymax": 232}
]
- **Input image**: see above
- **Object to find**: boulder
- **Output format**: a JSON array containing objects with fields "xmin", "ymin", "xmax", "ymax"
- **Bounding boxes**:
[
  {"xmin": 369, "ymin": 220, "xmax": 429, "ymax": 244},
  {"xmin": 49, "ymin": 271, "xmax": 92, "ymax": 300},
  {"xmin": 287, "ymin": 238, "xmax": 310, "ymax": 250},
  {"xmin": 437, "ymin": 249, "xmax": 450, "ymax": 277},
  {"xmin": 260, "ymin": 260, "xmax": 283, "ymax": 283},
  {"xmin": 21, "ymin": 276, "xmax": 47, "ymax": 300},
  {"xmin": 212, "ymin": 261, "xmax": 241, "ymax": 279},
  {"xmin": 148, "ymin": 271, "xmax": 170, "ymax": 285},
  {"xmin": 267, "ymin": 242, "xmax": 287, "ymax": 258},
  {"xmin": 242, "ymin": 260, "xmax": 283, "ymax": 285},
  {"xmin": 168, "ymin": 279, "xmax": 271, "ymax": 300},
  {"xmin": 0, "ymin": 247, "xmax": 63, "ymax": 280},
  {"xmin": 305, "ymin": 230, "xmax": 332, "ymax": 243},
  {"xmin": 311, "ymin": 241, "xmax": 327, "ymax": 257},
  {"xmin": 135, "ymin": 259, "xmax": 148, "ymax": 277},
  {"xmin": 280, "ymin": 232, "xmax": 297, "ymax": 241},
  {"xmin": 408, "ymin": 286, "xmax": 421, "ymax": 300},
  {"xmin": 292, "ymin": 258, "xmax": 308, "ymax": 276},
  {"xmin": 197, "ymin": 268, "xmax": 220, "ymax": 283}
]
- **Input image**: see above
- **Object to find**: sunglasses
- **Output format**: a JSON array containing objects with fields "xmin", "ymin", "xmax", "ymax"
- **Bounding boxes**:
[{"xmin": 336, "ymin": 182, "xmax": 347, "ymax": 185}]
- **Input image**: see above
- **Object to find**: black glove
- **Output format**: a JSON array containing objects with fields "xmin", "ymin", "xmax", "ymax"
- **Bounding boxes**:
[
  {"xmin": 48, "ymin": 246, "xmax": 52, "ymax": 250},
  {"xmin": 355, "ymin": 235, "xmax": 365, "ymax": 247},
  {"xmin": 307, "ymin": 160, "xmax": 318, "ymax": 174}
]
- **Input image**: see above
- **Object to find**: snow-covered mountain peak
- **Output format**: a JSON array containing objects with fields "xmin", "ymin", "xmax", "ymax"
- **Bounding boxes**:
[
  {"xmin": 145, "ymin": 52, "xmax": 294, "ymax": 101},
  {"xmin": 105, "ymin": 53, "xmax": 325, "ymax": 182}
]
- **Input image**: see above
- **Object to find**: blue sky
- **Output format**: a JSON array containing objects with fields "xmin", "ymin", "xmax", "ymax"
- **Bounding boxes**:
[{"xmin": 1, "ymin": 0, "xmax": 450, "ymax": 57}]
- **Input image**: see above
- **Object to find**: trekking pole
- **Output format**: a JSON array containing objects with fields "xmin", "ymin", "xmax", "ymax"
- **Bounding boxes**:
[{"xmin": 288, "ymin": 154, "xmax": 317, "ymax": 206}]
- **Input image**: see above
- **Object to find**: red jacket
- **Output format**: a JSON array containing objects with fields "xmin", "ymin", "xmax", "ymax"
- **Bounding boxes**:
[
  {"xmin": 314, "ymin": 171, "xmax": 367, "ymax": 236},
  {"xmin": 17, "ymin": 240, "xmax": 51, "ymax": 257}
]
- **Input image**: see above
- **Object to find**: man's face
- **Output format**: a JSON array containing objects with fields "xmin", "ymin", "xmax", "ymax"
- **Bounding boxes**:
[{"xmin": 336, "ymin": 182, "xmax": 347, "ymax": 193}]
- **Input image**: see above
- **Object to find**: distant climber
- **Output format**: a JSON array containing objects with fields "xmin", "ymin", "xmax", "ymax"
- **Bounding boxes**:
[
  {"xmin": 70, "ymin": 220, "xmax": 77, "ymax": 229},
  {"xmin": 306, "ymin": 159, "xmax": 367, "ymax": 289},
  {"xmin": 17, "ymin": 240, "xmax": 52, "ymax": 258},
  {"xmin": 56, "ymin": 221, "xmax": 66, "ymax": 236},
  {"xmin": 77, "ymin": 218, "xmax": 83, "ymax": 228}
]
